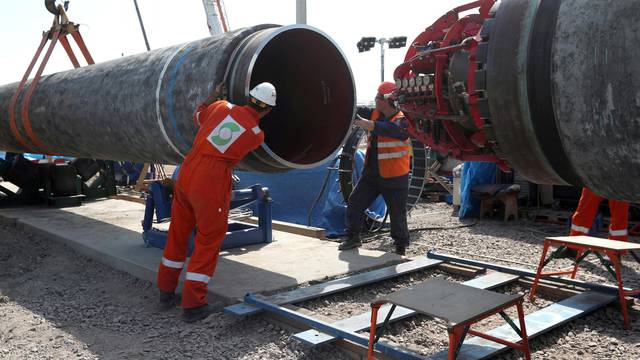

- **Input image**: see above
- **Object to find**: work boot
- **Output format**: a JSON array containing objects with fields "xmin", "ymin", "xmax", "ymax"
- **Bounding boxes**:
[
  {"xmin": 338, "ymin": 234, "xmax": 362, "ymax": 250},
  {"xmin": 395, "ymin": 245, "xmax": 406, "ymax": 256},
  {"xmin": 158, "ymin": 291, "xmax": 180, "ymax": 311},
  {"xmin": 182, "ymin": 304, "xmax": 215, "ymax": 323}
]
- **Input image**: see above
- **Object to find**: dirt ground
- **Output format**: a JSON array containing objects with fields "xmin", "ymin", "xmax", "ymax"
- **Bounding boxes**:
[
  {"xmin": 1, "ymin": 202, "xmax": 639, "ymax": 359},
  {"xmin": 0, "ymin": 223, "xmax": 350, "ymax": 360}
]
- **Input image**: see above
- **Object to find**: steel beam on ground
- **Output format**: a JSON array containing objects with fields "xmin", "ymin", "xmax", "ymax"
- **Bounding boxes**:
[
  {"xmin": 244, "ymin": 293, "xmax": 427, "ymax": 360},
  {"xmin": 427, "ymin": 250, "xmax": 639, "ymax": 298},
  {"xmin": 445, "ymin": 291, "xmax": 617, "ymax": 360},
  {"xmin": 225, "ymin": 257, "xmax": 443, "ymax": 316}
]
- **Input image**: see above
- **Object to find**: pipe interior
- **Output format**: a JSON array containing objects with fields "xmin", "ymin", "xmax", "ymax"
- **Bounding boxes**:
[{"xmin": 249, "ymin": 28, "xmax": 355, "ymax": 166}]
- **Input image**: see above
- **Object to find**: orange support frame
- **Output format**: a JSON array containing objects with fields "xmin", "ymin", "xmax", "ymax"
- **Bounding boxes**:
[
  {"xmin": 530, "ymin": 238, "xmax": 640, "ymax": 329},
  {"xmin": 8, "ymin": 4, "xmax": 94, "ymax": 155},
  {"xmin": 367, "ymin": 299, "xmax": 531, "ymax": 360}
]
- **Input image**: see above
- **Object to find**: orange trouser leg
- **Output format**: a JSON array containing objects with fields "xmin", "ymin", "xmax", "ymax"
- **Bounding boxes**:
[
  {"xmin": 608, "ymin": 199, "xmax": 629, "ymax": 241},
  {"xmin": 570, "ymin": 188, "xmax": 603, "ymax": 236},
  {"xmin": 181, "ymin": 163, "xmax": 232, "ymax": 309},
  {"xmin": 157, "ymin": 186, "xmax": 196, "ymax": 294}
]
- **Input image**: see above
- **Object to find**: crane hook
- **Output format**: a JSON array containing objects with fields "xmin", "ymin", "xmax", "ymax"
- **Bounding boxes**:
[{"xmin": 45, "ymin": 0, "xmax": 69, "ymax": 15}]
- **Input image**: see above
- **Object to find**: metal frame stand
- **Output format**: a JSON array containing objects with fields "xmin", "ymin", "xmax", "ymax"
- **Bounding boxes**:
[
  {"xmin": 141, "ymin": 183, "xmax": 273, "ymax": 252},
  {"xmin": 529, "ymin": 237, "xmax": 640, "ymax": 329},
  {"xmin": 227, "ymin": 251, "xmax": 621, "ymax": 360},
  {"xmin": 367, "ymin": 292, "xmax": 530, "ymax": 360}
]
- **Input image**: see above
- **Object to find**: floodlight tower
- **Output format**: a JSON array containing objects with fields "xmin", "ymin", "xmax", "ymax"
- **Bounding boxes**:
[{"xmin": 357, "ymin": 36, "xmax": 407, "ymax": 82}]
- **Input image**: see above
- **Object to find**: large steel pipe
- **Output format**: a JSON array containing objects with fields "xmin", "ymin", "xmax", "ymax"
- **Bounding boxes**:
[
  {"xmin": 486, "ymin": 0, "xmax": 640, "ymax": 200},
  {"xmin": 0, "ymin": 24, "xmax": 355, "ymax": 172}
]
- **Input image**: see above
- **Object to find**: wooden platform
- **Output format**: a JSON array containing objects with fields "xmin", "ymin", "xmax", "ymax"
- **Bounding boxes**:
[{"xmin": 546, "ymin": 235, "xmax": 640, "ymax": 251}]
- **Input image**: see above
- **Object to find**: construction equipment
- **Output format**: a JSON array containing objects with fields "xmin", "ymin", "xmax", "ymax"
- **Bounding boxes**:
[
  {"xmin": 368, "ymin": 278, "xmax": 531, "ymax": 360},
  {"xmin": 202, "ymin": 0, "xmax": 229, "ymax": 35},
  {"xmin": 529, "ymin": 235, "xmax": 640, "ymax": 329},
  {"xmin": 0, "ymin": 24, "xmax": 355, "ymax": 172},
  {"xmin": 4, "ymin": 0, "xmax": 639, "ymax": 199},
  {"xmin": 7, "ymin": 0, "xmax": 94, "ymax": 156},
  {"xmin": 142, "ymin": 182, "xmax": 272, "ymax": 251},
  {"xmin": 392, "ymin": 0, "xmax": 640, "ymax": 202},
  {"xmin": 0, "ymin": 2, "xmax": 115, "ymax": 207},
  {"xmin": 228, "ymin": 253, "xmax": 620, "ymax": 359},
  {"xmin": 0, "ymin": 154, "xmax": 116, "ymax": 207}
]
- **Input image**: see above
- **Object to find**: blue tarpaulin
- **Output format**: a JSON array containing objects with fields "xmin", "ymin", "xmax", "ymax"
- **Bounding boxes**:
[
  {"xmin": 0, "ymin": 152, "xmax": 73, "ymax": 162},
  {"xmin": 459, "ymin": 162, "xmax": 497, "ymax": 219},
  {"xmin": 234, "ymin": 149, "xmax": 386, "ymax": 237}
]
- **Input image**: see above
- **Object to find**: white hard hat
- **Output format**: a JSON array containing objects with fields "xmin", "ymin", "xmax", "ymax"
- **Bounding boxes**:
[{"xmin": 249, "ymin": 82, "xmax": 277, "ymax": 107}]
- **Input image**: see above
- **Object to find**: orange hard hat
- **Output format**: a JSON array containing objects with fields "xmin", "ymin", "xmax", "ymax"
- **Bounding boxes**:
[{"xmin": 377, "ymin": 81, "xmax": 396, "ymax": 96}]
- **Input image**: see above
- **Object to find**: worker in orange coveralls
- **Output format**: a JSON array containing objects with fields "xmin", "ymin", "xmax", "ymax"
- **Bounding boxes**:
[
  {"xmin": 157, "ymin": 82, "xmax": 276, "ymax": 322},
  {"xmin": 570, "ymin": 187, "xmax": 630, "ymax": 241}
]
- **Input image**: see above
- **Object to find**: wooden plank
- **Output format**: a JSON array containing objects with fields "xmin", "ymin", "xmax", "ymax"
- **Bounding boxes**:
[
  {"xmin": 546, "ymin": 235, "xmax": 640, "ymax": 251},
  {"xmin": 110, "ymin": 195, "xmax": 146, "ymax": 204},
  {"xmin": 225, "ymin": 258, "xmax": 443, "ymax": 316},
  {"xmin": 429, "ymin": 251, "xmax": 638, "ymax": 297},
  {"xmin": 451, "ymin": 291, "xmax": 617, "ymax": 360},
  {"xmin": 242, "ymin": 217, "xmax": 326, "ymax": 239},
  {"xmin": 293, "ymin": 272, "xmax": 521, "ymax": 346},
  {"xmin": 134, "ymin": 163, "xmax": 150, "ymax": 192},
  {"xmin": 436, "ymin": 263, "xmax": 486, "ymax": 277},
  {"xmin": 516, "ymin": 278, "xmax": 581, "ymax": 299}
]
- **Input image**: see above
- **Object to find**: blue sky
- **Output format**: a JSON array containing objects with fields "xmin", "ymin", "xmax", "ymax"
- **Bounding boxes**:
[{"xmin": 1, "ymin": 0, "xmax": 471, "ymax": 103}]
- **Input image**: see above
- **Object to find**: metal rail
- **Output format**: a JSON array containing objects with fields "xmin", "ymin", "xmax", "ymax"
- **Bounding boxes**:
[
  {"xmin": 427, "ymin": 250, "xmax": 639, "ymax": 298},
  {"xmin": 229, "ymin": 252, "xmax": 623, "ymax": 359}
]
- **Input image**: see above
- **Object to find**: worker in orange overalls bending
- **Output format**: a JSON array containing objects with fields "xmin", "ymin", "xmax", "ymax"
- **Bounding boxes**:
[
  {"xmin": 157, "ymin": 82, "xmax": 276, "ymax": 322},
  {"xmin": 570, "ymin": 187, "xmax": 630, "ymax": 241}
]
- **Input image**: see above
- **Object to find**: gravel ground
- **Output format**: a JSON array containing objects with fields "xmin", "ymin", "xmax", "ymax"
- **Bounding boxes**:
[
  {"xmin": 354, "ymin": 203, "xmax": 640, "ymax": 359},
  {"xmin": 1, "ymin": 202, "xmax": 639, "ymax": 359},
  {"xmin": 0, "ymin": 224, "xmax": 350, "ymax": 360}
]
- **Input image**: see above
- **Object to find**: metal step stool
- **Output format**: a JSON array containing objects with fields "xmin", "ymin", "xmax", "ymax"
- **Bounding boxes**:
[{"xmin": 367, "ymin": 277, "xmax": 531, "ymax": 360}]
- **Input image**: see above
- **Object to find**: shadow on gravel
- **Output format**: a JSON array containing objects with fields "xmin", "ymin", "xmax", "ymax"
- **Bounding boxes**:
[{"xmin": 337, "ymin": 246, "xmax": 402, "ymax": 274}]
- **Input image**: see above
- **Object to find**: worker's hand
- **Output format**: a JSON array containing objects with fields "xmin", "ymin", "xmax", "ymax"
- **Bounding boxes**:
[
  {"xmin": 354, "ymin": 114, "xmax": 374, "ymax": 132},
  {"xmin": 203, "ymin": 83, "xmax": 228, "ymax": 105}
]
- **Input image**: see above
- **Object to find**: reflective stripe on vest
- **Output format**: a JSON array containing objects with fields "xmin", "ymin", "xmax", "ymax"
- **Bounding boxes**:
[
  {"xmin": 379, "ymin": 150, "xmax": 409, "ymax": 159},
  {"xmin": 378, "ymin": 141, "xmax": 407, "ymax": 148},
  {"xmin": 368, "ymin": 110, "xmax": 410, "ymax": 178}
]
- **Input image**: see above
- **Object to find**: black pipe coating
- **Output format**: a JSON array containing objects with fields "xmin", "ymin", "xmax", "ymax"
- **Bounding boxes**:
[
  {"xmin": 486, "ymin": 0, "xmax": 640, "ymax": 201},
  {"xmin": 0, "ymin": 24, "xmax": 356, "ymax": 173}
]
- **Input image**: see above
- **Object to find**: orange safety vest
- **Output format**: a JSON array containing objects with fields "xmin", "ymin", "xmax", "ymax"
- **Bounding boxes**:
[{"xmin": 367, "ymin": 110, "xmax": 410, "ymax": 178}]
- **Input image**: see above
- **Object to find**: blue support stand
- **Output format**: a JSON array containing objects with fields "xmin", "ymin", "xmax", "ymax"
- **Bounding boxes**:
[{"xmin": 141, "ymin": 183, "xmax": 273, "ymax": 253}]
